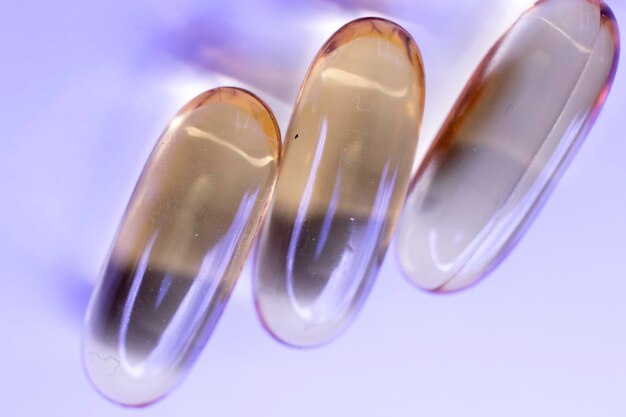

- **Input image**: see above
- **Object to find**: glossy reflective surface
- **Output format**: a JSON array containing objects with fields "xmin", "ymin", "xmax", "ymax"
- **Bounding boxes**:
[
  {"xmin": 83, "ymin": 87, "xmax": 280, "ymax": 406},
  {"xmin": 255, "ymin": 18, "xmax": 425, "ymax": 347},
  {"xmin": 397, "ymin": 0, "xmax": 620, "ymax": 293}
]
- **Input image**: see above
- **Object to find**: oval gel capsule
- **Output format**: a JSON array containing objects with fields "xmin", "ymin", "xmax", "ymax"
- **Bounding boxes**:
[
  {"xmin": 83, "ymin": 87, "xmax": 280, "ymax": 406},
  {"xmin": 254, "ymin": 18, "xmax": 425, "ymax": 347},
  {"xmin": 397, "ymin": 0, "xmax": 620, "ymax": 293}
]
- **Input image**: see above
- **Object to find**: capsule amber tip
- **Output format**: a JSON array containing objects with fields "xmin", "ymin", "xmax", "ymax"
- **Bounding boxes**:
[
  {"xmin": 396, "ymin": 0, "xmax": 620, "ymax": 293},
  {"xmin": 83, "ymin": 86, "xmax": 281, "ymax": 406}
]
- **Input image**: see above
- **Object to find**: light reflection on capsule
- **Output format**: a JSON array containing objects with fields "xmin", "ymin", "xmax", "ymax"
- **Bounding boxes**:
[
  {"xmin": 83, "ymin": 87, "xmax": 280, "ymax": 406},
  {"xmin": 396, "ymin": 0, "xmax": 620, "ymax": 293}
]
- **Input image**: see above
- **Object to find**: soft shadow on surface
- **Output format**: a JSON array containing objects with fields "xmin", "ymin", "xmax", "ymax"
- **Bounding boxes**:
[
  {"xmin": 153, "ymin": 0, "xmax": 519, "ymax": 142},
  {"xmin": 158, "ymin": 0, "xmax": 357, "ymax": 103},
  {"xmin": 52, "ymin": 267, "xmax": 95, "ymax": 327},
  {"xmin": 325, "ymin": 0, "xmax": 483, "ymax": 28}
]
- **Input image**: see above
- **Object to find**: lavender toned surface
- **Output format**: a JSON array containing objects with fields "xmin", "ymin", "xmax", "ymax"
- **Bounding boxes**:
[{"xmin": 1, "ymin": 0, "xmax": 625, "ymax": 415}]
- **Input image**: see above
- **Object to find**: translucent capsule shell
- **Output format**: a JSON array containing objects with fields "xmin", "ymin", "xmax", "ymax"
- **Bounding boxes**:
[
  {"xmin": 83, "ymin": 87, "xmax": 280, "ymax": 406},
  {"xmin": 254, "ymin": 18, "xmax": 425, "ymax": 347},
  {"xmin": 397, "ymin": 0, "xmax": 620, "ymax": 293}
]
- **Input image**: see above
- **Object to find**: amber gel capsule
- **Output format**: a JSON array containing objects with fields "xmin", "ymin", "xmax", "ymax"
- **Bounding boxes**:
[
  {"xmin": 83, "ymin": 87, "xmax": 280, "ymax": 406},
  {"xmin": 397, "ymin": 0, "xmax": 620, "ymax": 293},
  {"xmin": 254, "ymin": 18, "xmax": 425, "ymax": 347}
]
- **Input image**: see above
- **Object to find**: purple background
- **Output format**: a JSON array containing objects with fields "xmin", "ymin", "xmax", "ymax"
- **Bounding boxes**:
[{"xmin": 1, "ymin": 0, "xmax": 624, "ymax": 415}]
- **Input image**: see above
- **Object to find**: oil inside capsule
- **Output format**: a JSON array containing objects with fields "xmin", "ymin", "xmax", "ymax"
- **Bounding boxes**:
[
  {"xmin": 83, "ymin": 87, "xmax": 280, "ymax": 406},
  {"xmin": 254, "ymin": 18, "xmax": 425, "ymax": 347},
  {"xmin": 396, "ymin": 0, "xmax": 620, "ymax": 292}
]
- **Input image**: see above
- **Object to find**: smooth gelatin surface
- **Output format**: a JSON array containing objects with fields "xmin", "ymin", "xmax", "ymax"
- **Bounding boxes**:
[
  {"xmin": 397, "ymin": 0, "xmax": 620, "ymax": 293},
  {"xmin": 83, "ymin": 87, "xmax": 280, "ymax": 406},
  {"xmin": 254, "ymin": 18, "xmax": 425, "ymax": 347}
]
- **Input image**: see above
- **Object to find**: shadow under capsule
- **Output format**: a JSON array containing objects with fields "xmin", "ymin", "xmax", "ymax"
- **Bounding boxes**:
[{"xmin": 155, "ymin": 0, "xmax": 358, "ymax": 103}]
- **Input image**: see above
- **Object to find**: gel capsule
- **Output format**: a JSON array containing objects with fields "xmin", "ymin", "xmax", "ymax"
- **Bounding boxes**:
[
  {"xmin": 83, "ymin": 87, "xmax": 280, "ymax": 406},
  {"xmin": 254, "ymin": 18, "xmax": 425, "ymax": 347},
  {"xmin": 397, "ymin": 0, "xmax": 620, "ymax": 293}
]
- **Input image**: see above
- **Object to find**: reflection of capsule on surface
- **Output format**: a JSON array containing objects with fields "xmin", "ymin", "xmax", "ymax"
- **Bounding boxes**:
[
  {"xmin": 254, "ymin": 17, "xmax": 425, "ymax": 347},
  {"xmin": 83, "ymin": 87, "xmax": 281, "ymax": 406},
  {"xmin": 397, "ymin": 0, "xmax": 620, "ymax": 293}
]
